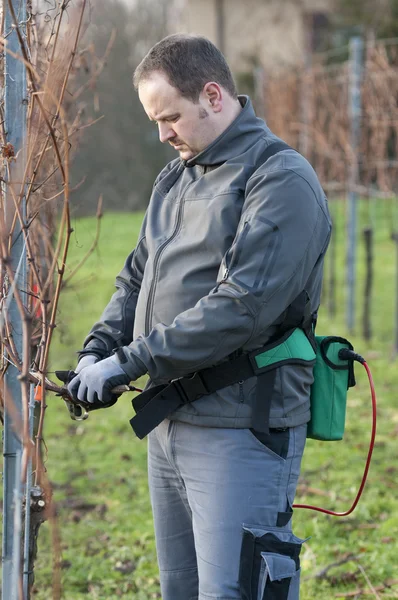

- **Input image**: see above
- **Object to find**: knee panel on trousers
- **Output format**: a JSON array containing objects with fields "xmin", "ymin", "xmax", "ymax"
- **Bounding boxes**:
[{"xmin": 239, "ymin": 525, "xmax": 305, "ymax": 600}]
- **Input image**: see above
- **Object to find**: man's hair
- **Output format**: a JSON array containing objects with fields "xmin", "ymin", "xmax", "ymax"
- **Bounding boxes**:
[{"xmin": 133, "ymin": 34, "xmax": 238, "ymax": 102}]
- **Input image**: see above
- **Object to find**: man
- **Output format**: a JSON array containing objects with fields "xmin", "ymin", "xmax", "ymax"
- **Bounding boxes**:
[{"xmin": 68, "ymin": 34, "xmax": 331, "ymax": 600}]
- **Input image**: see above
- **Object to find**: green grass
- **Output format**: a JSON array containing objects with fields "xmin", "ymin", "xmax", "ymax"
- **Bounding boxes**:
[
  {"xmin": 32, "ymin": 211, "xmax": 159, "ymax": 599},
  {"xmin": 6, "ymin": 200, "xmax": 398, "ymax": 598}
]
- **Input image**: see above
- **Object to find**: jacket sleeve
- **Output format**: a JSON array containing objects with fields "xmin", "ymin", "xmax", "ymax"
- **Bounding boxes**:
[
  {"xmin": 119, "ymin": 166, "xmax": 332, "ymax": 382},
  {"xmin": 79, "ymin": 214, "xmax": 148, "ymax": 359}
]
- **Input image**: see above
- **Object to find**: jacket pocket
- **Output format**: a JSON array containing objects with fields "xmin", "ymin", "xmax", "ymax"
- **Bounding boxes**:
[{"xmin": 239, "ymin": 526, "xmax": 304, "ymax": 600}]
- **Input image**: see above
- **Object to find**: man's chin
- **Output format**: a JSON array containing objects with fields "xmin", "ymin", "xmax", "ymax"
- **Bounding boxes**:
[
  {"xmin": 170, "ymin": 143, "xmax": 195, "ymax": 160},
  {"xmin": 178, "ymin": 148, "xmax": 195, "ymax": 160}
]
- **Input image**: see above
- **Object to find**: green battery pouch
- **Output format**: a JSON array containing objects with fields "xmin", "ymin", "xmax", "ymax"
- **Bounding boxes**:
[{"xmin": 307, "ymin": 336, "xmax": 356, "ymax": 441}]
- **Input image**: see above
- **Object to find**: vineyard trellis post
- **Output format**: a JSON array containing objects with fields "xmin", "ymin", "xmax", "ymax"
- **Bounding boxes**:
[
  {"xmin": 253, "ymin": 65, "xmax": 265, "ymax": 120},
  {"xmin": 2, "ymin": 0, "xmax": 29, "ymax": 598},
  {"xmin": 393, "ymin": 231, "xmax": 398, "ymax": 356},
  {"xmin": 299, "ymin": 13, "xmax": 313, "ymax": 158},
  {"xmin": 346, "ymin": 36, "xmax": 364, "ymax": 334}
]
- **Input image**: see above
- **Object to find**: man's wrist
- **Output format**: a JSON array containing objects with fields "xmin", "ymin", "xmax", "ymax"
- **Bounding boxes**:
[
  {"xmin": 77, "ymin": 349, "xmax": 105, "ymax": 362},
  {"xmin": 113, "ymin": 347, "xmax": 146, "ymax": 381},
  {"xmin": 77, "ymin": 340, "xmax": 110, "ymax": 362}
]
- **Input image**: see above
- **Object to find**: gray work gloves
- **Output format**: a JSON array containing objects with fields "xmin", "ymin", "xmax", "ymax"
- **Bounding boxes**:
[
  {"xmin": 68, "ymin": 354, "xmax": 131, "ymax": 406},
  {"xmin": 75, "ymin": 354, "xmax": 98, "ymax": 374}
]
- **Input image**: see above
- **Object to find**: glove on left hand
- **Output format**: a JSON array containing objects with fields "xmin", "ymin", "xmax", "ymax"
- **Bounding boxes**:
[
  {"xmin": 67, "ymin": 355, "xmax": 131, "ymax": 406},
  {"xmin": 75, "ymin": 354, "xmax": 99, "ymax": 374}
]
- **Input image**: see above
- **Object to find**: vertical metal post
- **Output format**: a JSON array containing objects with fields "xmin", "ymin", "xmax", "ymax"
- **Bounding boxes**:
[
  {"xmin": 253, "ymin": 65, "xmax": 265, "ymax": 120},
  {"xmin": 346, "ymin": 37, "xmax": 363, "ymax": 334},
  {"xmin": 11, "ymin": 448, "xmax": 23, "ymax": 597},
  {"xmin": 327, "ymin": 208, "xmax": 336, "ymax": 318},
  {"xmin": 22, "ymin": 385, "xmax": 35, "ymax": 598},
  {"xmin": 362, "ymin": 226, "xmax": 373, "ymax": 341},
  {"xmin": 392, "ymin": 231, "xmax": 398, "ymax": 357},
  {"xmin": 2, "ymin": 1, "xmax": 28, "ymax": 598},
  {"xmin": 215, "ymin": 0, "xmax": 225, "ymax": 54},
  {"xmin": 300, "ymin": 13, "xmax": 313, "ymax": 157}
]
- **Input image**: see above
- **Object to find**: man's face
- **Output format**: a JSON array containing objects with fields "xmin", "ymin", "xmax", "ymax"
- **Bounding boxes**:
[{"xmin": 138, "ymin": 71, "xmax": 217, "ymax": 161}]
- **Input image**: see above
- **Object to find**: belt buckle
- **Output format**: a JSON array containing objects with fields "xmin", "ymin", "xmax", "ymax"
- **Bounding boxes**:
[{"xmin": 174, "ymin": 372, "xmax": 209, "ymax": 404}]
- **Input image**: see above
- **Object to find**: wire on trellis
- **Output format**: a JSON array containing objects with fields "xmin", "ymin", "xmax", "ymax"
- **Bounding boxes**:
[
  {"xmin": 260, "ymin": 37, "xmax": 398, "ymax": 342},
  {"xmin": 1, "ymin": 1, "xmax": 112, "ymax": 596}
]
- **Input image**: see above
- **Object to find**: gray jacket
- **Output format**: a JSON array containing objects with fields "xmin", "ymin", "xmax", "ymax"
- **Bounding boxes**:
[{"xmin": 81, "ymin": 96, "xmax": 332, "ymax": 429}]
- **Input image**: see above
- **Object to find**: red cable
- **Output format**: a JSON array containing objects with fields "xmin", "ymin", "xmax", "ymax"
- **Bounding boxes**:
[{"xmin": 293, "ymin": 361, "xmax": 376, "ymax": 516}]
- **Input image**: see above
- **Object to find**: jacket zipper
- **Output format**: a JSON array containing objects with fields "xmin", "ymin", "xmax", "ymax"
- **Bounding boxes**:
[
  {"xmin": 221, "ymin": 221, "xmax": 249, "ymax": 283},
  {"xmin": 144, "ymin": 197, "xmax": 186, "ymax": 336}
]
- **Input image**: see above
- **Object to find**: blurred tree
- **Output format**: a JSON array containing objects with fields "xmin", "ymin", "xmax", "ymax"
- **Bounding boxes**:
[
  {"xmin": 333, "ymin": 0, "xmax": 398, "ymax": 41},
  {"xmin": 70, "ymin": 0, "xmax": 174, "ymax": 216}
]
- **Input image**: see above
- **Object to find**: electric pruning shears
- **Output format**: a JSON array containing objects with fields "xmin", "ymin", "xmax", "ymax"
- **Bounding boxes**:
[{"xmin": 29, "ymin": 370, "xmax": 142, "ymax": 421}]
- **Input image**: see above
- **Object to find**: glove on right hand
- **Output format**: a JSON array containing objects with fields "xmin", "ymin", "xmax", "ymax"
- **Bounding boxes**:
[{"xmin": 67, "ymin": 355, "xmax": 130, "ymax": 406}]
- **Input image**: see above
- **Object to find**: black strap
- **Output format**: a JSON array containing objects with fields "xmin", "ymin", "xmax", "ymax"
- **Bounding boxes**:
[
  {"xmin": 282, "ymin": 291, "xmax": 308, "ymax": 332},
  {"xmin": 130, "ymin": 354, "xmax": 255, "ymax": 439},
  {"xmin": 130, "ymin": 293, "xmax": 315, "ymax": 439},
  {"xmin": 252, "ymin": 370, "xmax": 276, "ymax": 435},
  {"xmin": 130, "ymin": 296, "xmax": 316, "ymax": 439},
  {"xmin": 130, "ymin": 141, "xmax": 313, "ymax": 440},
  {"xmin": 129, "ymin": 332, "xmax": 309, "ymax": 439},
  {"xmin": 280, "ymin": 290, "xmax": 317, "ymax": 352},
  {"xmin": 239, "ymin": 529, "xmax": 256, "ymax": 600},
  {"xmin": 257, "ymin": 140, "xmax": 293, "ymax": 165},
  {"xmin": 130, "ymin": 383, "xmax": 181, "ymax": 439}
]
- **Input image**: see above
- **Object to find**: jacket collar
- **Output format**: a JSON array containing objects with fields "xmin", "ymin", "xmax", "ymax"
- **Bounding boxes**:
[{"xmin": 184, "ymin": 95, "xmax": 269, "ymax": 168}]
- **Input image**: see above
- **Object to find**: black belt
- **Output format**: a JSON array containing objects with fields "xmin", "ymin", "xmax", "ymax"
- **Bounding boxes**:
[{"xmin": 129, "ymin": 333, "xmax": 310, "ymax": 439}]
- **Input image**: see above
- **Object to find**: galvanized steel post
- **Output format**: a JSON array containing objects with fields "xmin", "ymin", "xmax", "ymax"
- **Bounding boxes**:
[
  {"xmin": 299, "ymin": 13, "xmax": 313, "ymax": 158},
  {"xmin": 253, "ymin": 65, "xmax": 265, "ymax": 121},
  {"xmin": 346, "ymin": 37, "xmax": 363, "ymax": 334},
  {"xmin": 393, "ymin": 230, "xmax": 398, "ymax": 357},
  {"xmin": 22, "ymin": 385, "xmax": 35, "ymax": 598},
  {"xmin": 2, "ymin": 0, "xmax": 28, "ymax": 598},
  {"xmin": 215, "ymin": 0, "xmax": 225, "ymax": 55}
]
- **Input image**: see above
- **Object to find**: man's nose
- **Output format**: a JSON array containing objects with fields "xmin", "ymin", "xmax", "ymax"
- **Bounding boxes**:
[{"xmin": 158, "ymin": 123, "xmax": 175, "ymax": 144}]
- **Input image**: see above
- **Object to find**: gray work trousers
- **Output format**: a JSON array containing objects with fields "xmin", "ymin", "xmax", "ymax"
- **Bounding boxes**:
[{"xmin": 148, "ymin": 420, "xmax": 307, "ymax": 600}]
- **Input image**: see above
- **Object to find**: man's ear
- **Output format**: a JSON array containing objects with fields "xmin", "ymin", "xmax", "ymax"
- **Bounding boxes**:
[{"xmin": 203, "ymin": 82, "xmax": 223, "ymax": 113}]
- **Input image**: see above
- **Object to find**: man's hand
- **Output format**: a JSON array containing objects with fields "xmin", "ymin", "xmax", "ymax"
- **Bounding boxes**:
[
  {"xmin": 67, "ymin": 355, "xmax": 131, "ymax": 407},
  {"xmin": 75, "ymin": 354, "xmax": 98, "ymax": 374}
]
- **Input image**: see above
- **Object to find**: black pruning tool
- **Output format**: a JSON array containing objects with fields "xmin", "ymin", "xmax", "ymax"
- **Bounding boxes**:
[{"xmin": 29, "ymin": 370, "xmax": 142, "ymax": 422}]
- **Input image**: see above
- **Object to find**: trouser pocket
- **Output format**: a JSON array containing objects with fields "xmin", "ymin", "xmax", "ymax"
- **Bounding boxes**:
[
  {"xmin": 249, "ymin": 428, "xmax": 290, "ymax": 459},
  {"xmin": 239, "ymin": 526, "xmax": 304, "ymax": 600}
]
